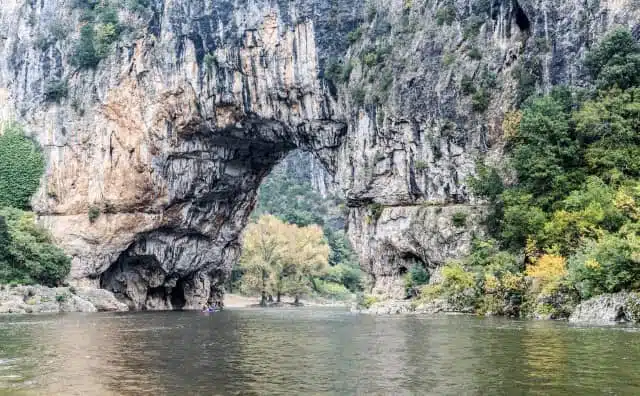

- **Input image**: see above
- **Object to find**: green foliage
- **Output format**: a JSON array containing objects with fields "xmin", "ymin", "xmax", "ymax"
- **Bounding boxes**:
[
  {"xmin": 458, "ymin": 29, "xmax": 640, "ymax": 312},
  {"xmin": 414, "ymin": 160, "xmax": 428, "ymax": 171},
  {"xmin": 88, "ymin": 206, "xmax": 101, "ymax": 223},
  {"xmin": 71, "ymin": 3, "xmax": 122, "ymax": 68},
  {"xmin": 369, "ymin": 202, "xmax": 384, "ymax": 221},
  {"xmin": 463, "ymin": 16, "xmax": 485, "ymax": 40},
  {"xmin": 442, "ymin": 53, "xmax": 456, "ymax": 66},
  {"xmin": 460, "ymin": 75, "xmax": 475, "ymax": 95},
  {"xmin": 44, "ymin": 79, "xmax": 68, "ymax": 102},
  {"xmin": 347, "ymin": 27, "xmax": 362, "ymax": 43},
  {"xmin": 405, "ymin": 264, "xmax": 430, "ymax": 297},
  {"xmin": 125, "ymin": 0, "xmax": 151, "ymax": 12},
  {"xmin": 315, "ymin": 280, "xmax": 352, "ymax": 300},
  {"xmin": 435, "ymin": 4, "xmax": 456, "ymax": 26},
  {"xmin": 0, "ymin": 207, "xmax": 71, "ymax": 287},
  {"xmin": 467, "ymin": 47, "xmax": 482, "ymax": 60},
  {"xmin": 511, "ymin": 93, "xmax": 583, "ymax": 208},
  {"xmin": 203, "ymin": 53, "xmax": 216, "ymax": 74},
  {"xmin": 363, "ymin": 52, "xmax": 379, "ymax": 67},
  {"xmin": 351, "ymin": 86, "xmax": 366, "ymax": 105},
  {"xmin": 0, "ymin": 123, "xmax": 45, "ymax": 210},
  {"xmin": 253, "ymin": 152, "xmax": 361, "ymax": 293},
  {"xmin": 357, "ymin": 293, "xmax": 378, "ymax": 308},
  {"xmin": 512, "ymin": 59, "xmax": 542, "ymax": 105},
  {"xmin": 72, "ymin": 25, "xmax": 100, "ymax": 68},
  {"xmin": 584, "ymin": 28, "xmax": 640, "ymax": 90},
  {"xmin": 452, "ymin": 212, "xmax": 467, "ymax": 228},
  {"xmin": 568, "ymin": 233, "xmax": 640, "ymax": 299},
  {"xmin": 471, "ymin": 88, "xmax": 489, "ymax": 112},
  {"xmin": 467, "ymin": 162, "xmax": 504, "ymax": 201}
]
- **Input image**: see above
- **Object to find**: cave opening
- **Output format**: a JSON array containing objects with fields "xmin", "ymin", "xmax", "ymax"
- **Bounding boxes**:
[{"xmin": 513, "ymin": 0, "xmax": 531, "ymax": 32}]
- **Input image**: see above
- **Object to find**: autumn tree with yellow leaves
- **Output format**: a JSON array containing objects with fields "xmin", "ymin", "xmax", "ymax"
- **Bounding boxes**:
[{"xmin": 239, "ymin": 215, "xmax": 329, "ymax": 306}]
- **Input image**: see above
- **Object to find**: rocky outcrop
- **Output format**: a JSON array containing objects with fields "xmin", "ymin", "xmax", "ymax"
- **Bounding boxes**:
[
  {"xmin": 1, "ymin": 0, "xmax": 639, "ymax": 308},
  {"xmin": 569, "ymin": 293, "xmax": 640, "ymax": 325},
  {"xmin": 0, "ymin": 285, "xmax": 127, "ymax": 314}
]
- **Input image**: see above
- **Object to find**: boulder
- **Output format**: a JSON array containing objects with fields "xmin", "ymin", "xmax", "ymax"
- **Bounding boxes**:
[
  {"xmin": 569, "ymin": 293, "xmax": 640, "ymax": 324},
  {"xmin": 74, "ymin": 288, "xmax": 129, "ymax": 312}
]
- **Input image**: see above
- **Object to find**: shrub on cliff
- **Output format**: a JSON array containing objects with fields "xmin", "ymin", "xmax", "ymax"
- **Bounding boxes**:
[
  {"xmin": 0, "ymin": 207, "xmax": 71, "ymax": 287},
  {"xmin": 585, "ymin": 28, "xmax": 640, "ymax": 89},
  {"xmin": 0, "ymin": 123, "xmax": 45, "ymax": 210}
]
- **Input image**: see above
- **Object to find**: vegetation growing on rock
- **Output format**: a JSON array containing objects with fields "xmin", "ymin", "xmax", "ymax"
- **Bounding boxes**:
[
  {"xmin": 0, "ymin": 123, "xmax": 71, "ymax": 287},
  {"xmin": 376, "ymin": 28, "xmax": 640, "ymax": 319},
  {"xmin": 0, "ymin": 123, "xmax": 45, "ymax": 210}
]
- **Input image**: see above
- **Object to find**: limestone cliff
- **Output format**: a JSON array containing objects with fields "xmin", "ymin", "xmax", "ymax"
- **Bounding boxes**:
[{"xmin": 0, "ymin": 0, "xmax": 638, "ymax": 308}]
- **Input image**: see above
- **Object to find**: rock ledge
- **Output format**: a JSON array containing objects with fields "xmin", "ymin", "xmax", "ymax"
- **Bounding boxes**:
[{"xmin": 0, "ymin": 285, "xmax": 129, "ymax": 314}]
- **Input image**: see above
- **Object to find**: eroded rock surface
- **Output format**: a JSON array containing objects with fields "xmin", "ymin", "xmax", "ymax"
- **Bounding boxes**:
[
  {"xmin": 570, "ymin": 293, "xmax": 640, "ymax": 325},
  {"xmin": 1, "ymin": 0, "xmax": 638, "ymax": 307},
  {"xmin": 0, "ymin": 285, "xmax": 127, "ymax": 314}
]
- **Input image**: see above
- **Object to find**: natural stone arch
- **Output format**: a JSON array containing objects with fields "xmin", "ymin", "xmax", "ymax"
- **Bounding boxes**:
[
  {"xmin": 3, "ymin": 0, "xmax": 624, "ymax": 309},
  {"xmin": 89, "ymin": 13, "xmax": 350, "ymax": 309}
]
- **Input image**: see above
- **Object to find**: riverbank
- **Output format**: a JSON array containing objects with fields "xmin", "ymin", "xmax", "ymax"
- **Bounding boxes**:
[
  {"xmin": 223, "ymin": 293, "xmax": 352, "ymax": 308},
  {"xmin": 354, "ymin": 291, "xmax": 640, "ymax": 325},
  {"xmin": 0, "ymin": 285, "xmax": 128, "ymax": 314}
]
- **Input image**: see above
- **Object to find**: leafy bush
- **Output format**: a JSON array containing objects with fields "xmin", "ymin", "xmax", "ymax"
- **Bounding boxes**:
[
  {"xmin": 435, "ymin": 5, "xmax": 456, "ymax": 26},
  {"xmin": 471, "ymin": 89, "xmax": 490, "ymax": 111},
  {"xmin": 568, "ymin": 233, "xmax": 640, "ymax": 299},
  {"xmin": 324, "ymin": 263, "xmax": 363, "ymax": 292},
  {"xmin": 126, "ymin": 0, "xmax": 151, "ymax": 12},
  {"xmin": 463, "ymin": 16, "xmax": 485, "ymax": 40},
  {"xmin": 88, "ymin": 206, "xmax": 101, "ymax": 223},
  {"xmin": 414, "ymin": 160, "xmax": 428, "ymax": 171},
  {"xmin": 347, "ymin": 27, "xmax": 362, "ymax": 43},
  {"xmin": 461, "ymin": 75, "xmax": 475, "ymax": 95},
  {"xmin": 0, "ymin": 124, "xmax": 45, "ymax": 209},
  {"xmin": 71, "ymin": 4, "xmax": 122, "ymax": 68},
  {"xmin": 44, "ymin": 79, "xmax": 68, "ymax": 102},
  {"xmin": 363, "ymin": 52, "xmax": 379, "ymax": 67},
  {"xmin": 452, "ymin": 212, "xmax": 467, "ymax": 227},
  {"xmin": 468, "ymin": 47, "xmax": 482, "ymax": 60},
  {"xmin": 72, "ymin": 25, "xmax": 100, "ymax": 68},
  {"xmin": 584, "ymin": 28, "xmax": 640, "ymax": 89},
  {"xmin": 369, "ymin": 203, "xmax": 384, "ymax": 221},
  {"xmin": 203, "ymin": 53, "xmax": 216, "ymax": 74},
  {"xmin": 357, "ymin": 293, "xmax": 379, "ymax": 308},
  {"xmin": 0, "ymin": 207, "xmax": 71, "ymax": 287},
  {"xmin": 315, "ymin": 280, "xmax": 351, "ymax": 300},
  {"xmin": 405, "ymin": 264, "xmax": 430, "ymax": 297}
]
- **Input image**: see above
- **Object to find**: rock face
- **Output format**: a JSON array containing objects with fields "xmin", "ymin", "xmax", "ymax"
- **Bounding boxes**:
[
  {"xmin": 0, "ymin": 285, "xmax": 128, "ymax": 314},
  {"xmin": 570, "ymin": 293, "xmax": 640, "ymax": 325},
  {"xmin": 0, "ymin": 0, "xmax": 639, "ymax": 308}
]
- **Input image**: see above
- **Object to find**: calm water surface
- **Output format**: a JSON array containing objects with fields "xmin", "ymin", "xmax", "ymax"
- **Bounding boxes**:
[{"xmin": 1, "ymin": 308, "xmax": 639, "ymax": 395}]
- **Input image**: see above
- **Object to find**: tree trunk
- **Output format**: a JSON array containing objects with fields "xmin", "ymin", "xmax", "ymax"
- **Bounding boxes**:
[
  {"xmin": 277, "ymin": 292, "xmax": 281, "ymax": 303},
  {"xmin": 260, "ymin": 291, "xmax": 267, "ymax": 307},
  {"xmin": 260, "ymin": 269, "xmax": 267, "ymax": 307},
  {"xmin": 294, "ymin": 294, "xmax": 300, "ymax": 305}
]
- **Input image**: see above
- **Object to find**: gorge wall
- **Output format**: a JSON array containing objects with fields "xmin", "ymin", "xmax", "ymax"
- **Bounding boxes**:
[{"xmin": 0, "ymin": 0, "xmax": 638, "ymax": 308}]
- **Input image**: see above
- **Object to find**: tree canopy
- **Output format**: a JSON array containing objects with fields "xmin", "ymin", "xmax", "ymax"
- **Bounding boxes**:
[{"xmin": 239, "ymin": 215, "xmax": 330, "ymax": 305}]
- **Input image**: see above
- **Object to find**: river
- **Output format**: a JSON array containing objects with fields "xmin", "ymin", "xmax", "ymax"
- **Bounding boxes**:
[{"xmin": 0, "ymin": 308, "xmax": 639, "ymax": 395}]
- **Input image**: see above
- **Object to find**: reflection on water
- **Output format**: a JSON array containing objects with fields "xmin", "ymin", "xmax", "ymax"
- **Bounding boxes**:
[{"xmin": 1, "ymin": 309, "xmax": 640, "ymax": 395}]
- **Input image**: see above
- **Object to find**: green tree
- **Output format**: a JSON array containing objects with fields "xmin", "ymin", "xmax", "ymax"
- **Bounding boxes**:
[
  {"xmin": 0, "ymin": 123, "xmax": 45, "ymax": 209},
  {"xmin": 0, "ymin": 207, "xmax": 71, "ymax": 287},
  {"xmin": 239, "ymin": 215, "xmax": 330, "ymax": 304},
  {"xmin": 585, "ymin": 28, "xmax": 640, "ymax": 89},
  {"xmin": 73, "ymin": 25, "xmax": 100, "ymax": 68}
]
